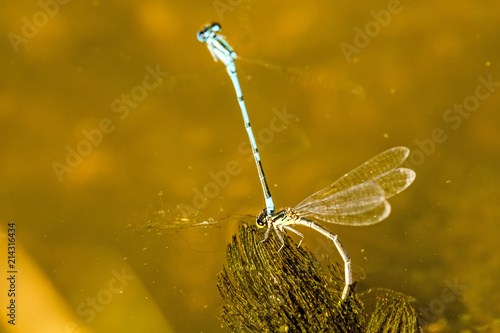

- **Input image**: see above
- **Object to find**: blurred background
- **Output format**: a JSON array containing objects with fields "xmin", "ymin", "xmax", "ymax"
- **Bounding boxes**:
[{"xmin": 1, "ymin": 0, "xmax": 499, "ymax": 332}]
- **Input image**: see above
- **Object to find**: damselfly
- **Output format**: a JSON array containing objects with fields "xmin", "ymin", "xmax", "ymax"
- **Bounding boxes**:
[
  {"xmin": 197, "ymin": 22, "xmax": 275, "ymax": 218},
  {"xmin": 256, "ymin": 146, "xmax": 416, "ymax": 300},
  {"xmin": 197, "ymin": 23, "xmax": 416, "ymax": 301}
]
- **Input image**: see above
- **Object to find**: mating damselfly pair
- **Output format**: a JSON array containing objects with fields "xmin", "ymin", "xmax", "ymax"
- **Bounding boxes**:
[{"xmin": 197, "ymin": 23, "xmax": 415, "ymax": 300}]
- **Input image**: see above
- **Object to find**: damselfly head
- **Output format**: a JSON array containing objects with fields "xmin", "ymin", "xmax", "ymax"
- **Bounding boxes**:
[
  {"xmin": 256, "ymin": 209, "xmax": 268, "ymax": 228},
  {"xmin": 197, "ymin": 22, "xmax": 221, "ymax": 42}
]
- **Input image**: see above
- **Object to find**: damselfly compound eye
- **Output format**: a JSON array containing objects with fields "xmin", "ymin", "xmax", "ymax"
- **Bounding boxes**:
[{"xmin": 256, "ymin": 211, "xmax": 268, "ymax": 228}]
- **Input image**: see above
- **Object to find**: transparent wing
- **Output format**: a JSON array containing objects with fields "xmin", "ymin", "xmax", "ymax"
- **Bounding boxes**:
[
  {"xmin": 297, "ymin": 147, "xmax": 410, "ymax": 204},
  {"xmin": 294, "ymin": 147, "xmax": 415, "ymax": 226}
]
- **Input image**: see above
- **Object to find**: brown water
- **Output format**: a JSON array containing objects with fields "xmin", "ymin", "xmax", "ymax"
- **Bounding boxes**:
[{"xmin": 1, "ymin": 0, "xmax": 499, "ymax": 332}]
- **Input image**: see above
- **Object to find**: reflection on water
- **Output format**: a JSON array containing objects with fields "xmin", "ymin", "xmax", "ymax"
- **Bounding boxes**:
[{"xmin": 2, "ymin": 0, "xmax": 500, "ymax": 332}]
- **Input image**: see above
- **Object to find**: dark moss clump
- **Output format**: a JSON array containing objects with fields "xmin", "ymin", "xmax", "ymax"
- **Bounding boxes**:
[
  {"xmin": 366, "ymin": 294, "xmax": 421, "ymax": 332},
  {"xmin": 218, "ymin": 224, "xmax": 422, "ymax": 333}
]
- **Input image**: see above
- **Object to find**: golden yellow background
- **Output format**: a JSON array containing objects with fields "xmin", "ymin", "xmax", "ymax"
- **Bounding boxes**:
[{"xmin": 1, "ymin": 0, "xmax": 499, "ymax": 332}]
